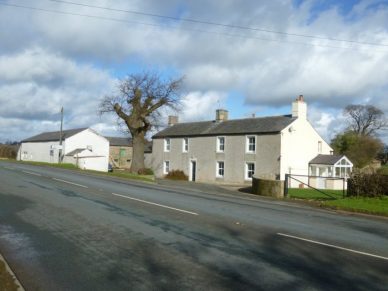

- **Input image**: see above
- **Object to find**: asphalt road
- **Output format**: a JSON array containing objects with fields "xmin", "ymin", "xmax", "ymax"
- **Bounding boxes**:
[{"xmin": 0, "ymin": 161, "xmax": 387, "ymax": 290}]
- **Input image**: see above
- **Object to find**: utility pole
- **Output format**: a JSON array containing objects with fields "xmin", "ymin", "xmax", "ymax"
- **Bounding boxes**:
[{"xmin": 58, "ymin": 107, "xmax": 63, "ymax": 163}]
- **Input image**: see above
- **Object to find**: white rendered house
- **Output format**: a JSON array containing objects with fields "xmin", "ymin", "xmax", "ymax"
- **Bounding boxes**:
[
  {"xmin": 18, "ymin": 128, "xmax": 109, "ymax": 172},
  {"xmin": 151, "ymin": 96, "xmax": 335, "ymax": 185}
]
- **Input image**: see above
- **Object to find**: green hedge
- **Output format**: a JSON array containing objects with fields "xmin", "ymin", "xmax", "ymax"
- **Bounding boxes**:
[{"xmin": 347, "ymin": 173, "xmax": 388, "ymax": 197}]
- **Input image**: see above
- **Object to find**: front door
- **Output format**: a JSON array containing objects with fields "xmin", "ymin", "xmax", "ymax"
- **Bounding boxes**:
[{"xmin": 191, "ymin": 161, "xmax": 196, "ymax": 182}]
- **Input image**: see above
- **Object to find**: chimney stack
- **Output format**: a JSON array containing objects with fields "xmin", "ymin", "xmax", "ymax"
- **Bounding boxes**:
[
  {"xmin": 292, "ymin": 95, "xmax": 307, "ymax": 119},
  {"xmin": 216, "ymin": 109, "xmax": 228, "ymax": 122},
  {"xmin": 168, "ymin": 115, "xmax": 178, "ymax": 126}
]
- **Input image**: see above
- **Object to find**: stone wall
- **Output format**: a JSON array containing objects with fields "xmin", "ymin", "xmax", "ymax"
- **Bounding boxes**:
[{"xmin": 252, "ymin": 176, "xmax": 284, "ymax": 198}]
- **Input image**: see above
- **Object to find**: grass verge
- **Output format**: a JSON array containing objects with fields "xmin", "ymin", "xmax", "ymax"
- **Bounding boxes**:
[
  {"xmin": 323, "ymin": 196, "xmax": 388, "ymax": 216},
  {"xmin": 0, "ymin": 258, "xmax": 21, "ymax": 291},
  {"xmin": 288, "ymin": 188, "xmax": 388, "ymax": 216},
  {"xmin": 0, "ymin": 159, "xmax": 154, "ymax": 183},
  {"xmin": 288, "ymin": 188, "xmax": 344, "ymax": 200},
  {"xmin": 377, "ymin": 165, "xmax": 388, "ymax": 175}
]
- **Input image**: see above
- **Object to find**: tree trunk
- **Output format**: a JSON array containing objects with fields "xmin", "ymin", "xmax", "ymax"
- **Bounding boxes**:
[{"xmin": 130, "ymin": 131, "xmax": 146, "ymax": 173}]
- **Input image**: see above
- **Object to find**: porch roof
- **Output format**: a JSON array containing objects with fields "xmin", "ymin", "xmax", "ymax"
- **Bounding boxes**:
[{"xmin": 309, "ymin": 154, "xmax": 345, "ymax": 165}]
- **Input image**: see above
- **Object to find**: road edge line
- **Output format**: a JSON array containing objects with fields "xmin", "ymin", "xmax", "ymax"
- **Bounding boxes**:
[
  {"xmin": 52, "ymin": 178, "xmax": 88, "ymax": 188},
  {"xmin": 112, "ymin": 193, "xmax": 199, "ymax": 216},
  {"xmin": 22, "ymin": 170, "xmax": 42, "ymax": 176},
  {"xmin": 277, "ymin": 232, "xmax": 388, "ymax": 261}
]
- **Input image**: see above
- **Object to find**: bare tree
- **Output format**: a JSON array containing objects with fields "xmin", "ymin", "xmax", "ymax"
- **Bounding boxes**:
[
  {"xmin": 100, "ymin": 72, "xmax": 183, "ymax": 173},
  {"xmin": 345, "ymin": 104, "xmax": 387, "ymax": 136}
]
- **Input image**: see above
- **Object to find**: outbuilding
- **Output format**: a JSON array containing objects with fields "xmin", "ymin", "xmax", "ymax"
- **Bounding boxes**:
[
  {"xmin": 18, "ymin": 128, "xmax": 109, "ymax": 172},
  {"xmin": 308, "ymin": 154, "xmax": 353, "ymax": 189}
]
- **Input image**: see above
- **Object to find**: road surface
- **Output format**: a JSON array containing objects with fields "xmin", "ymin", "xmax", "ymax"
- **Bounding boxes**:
[{"xmin": 0, "ymin": 161, "xmax": 387, "ymax": 290}]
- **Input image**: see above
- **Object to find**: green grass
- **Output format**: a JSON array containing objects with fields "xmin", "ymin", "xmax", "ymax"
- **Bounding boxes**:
[
  {"xmin": 0, "ymin": 259, "xmax": 19, "ymax": 291},
  {"xmin": 0, "ymin": 159, "xmax": 154, "ymax": 183},
  {"xmin": 19, "ymin": 160, "xmax": 78, "ymax": 169},
  {"xmin": 377, "ymin": 165, "xmax": 388, "ymax": 175},
  {"xmin": 288, "ymin": 188, "xmax": 345, "ymax": 200},
  {"xmin": 323, "ymin": 196, "xmax": 388, "ymax": 216},
  {"xmin": 288, "ymin": 187, "xmax": 388, "ymax": 216}
]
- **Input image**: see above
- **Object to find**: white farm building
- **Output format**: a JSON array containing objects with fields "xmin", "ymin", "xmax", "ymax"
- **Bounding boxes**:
[{"xmin": 18, "ymin": 128, "xmax": 110, "ymax": 172}]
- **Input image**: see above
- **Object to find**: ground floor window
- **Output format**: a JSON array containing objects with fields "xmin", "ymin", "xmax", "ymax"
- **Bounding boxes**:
[
  {"xmin": 216, "ymin": 161, "xmax": 224, "ymax": 178},
  {"xmin": 164, "ymin": 161, "xmax": 170, "ymax": 174},
  {"xmin": 245, "ymin": 162, "xmax": 255, "ymax": 179}
]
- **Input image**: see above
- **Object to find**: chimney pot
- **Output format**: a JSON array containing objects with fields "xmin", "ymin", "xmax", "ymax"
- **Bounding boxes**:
[
  {"xmin": 216, "ymin": 109, "xmax": 228, "ymax": 122},
  {"xmin": 292, "ymin": 95, "xmax": 307, "ymax": 119},
  {"xmin": 168, "ymin": 115, "xmax": 178, "ymax": 126}
]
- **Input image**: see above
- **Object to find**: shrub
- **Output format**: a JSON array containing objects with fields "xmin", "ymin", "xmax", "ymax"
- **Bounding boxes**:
[
  {"xmin": 137, "ymin": 168, "xmax": 154, "ymax": 175},
  {"xmin": 0, "ymin": 145, "xmax": 17, "ymax": 159},
  {"xmin": 165, "ymin": 170, "xmax": 188, "ymax": 181},
  {"xmin": 347, "ymin": 173, "xmax": 388, "ymax": 197}
]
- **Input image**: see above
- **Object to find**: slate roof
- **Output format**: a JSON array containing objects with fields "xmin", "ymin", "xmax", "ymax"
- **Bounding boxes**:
[
  {"xmin": 22, "ymin": 128, "xmax": 88, "ymax": 142},
  {"xmin": 106, "ymin": 137, "xmax": 132, "ymax": 147},
  {"xmin": 65, "ymin": 148, "xmax": 87, "ymax": 156},
  {"xmin": 309, "ymin": 154, "xmax": 344, "ymax": 165},
  {"xmin": 153, "ymin": 115, "xmax": 296, "ymax": 138}
]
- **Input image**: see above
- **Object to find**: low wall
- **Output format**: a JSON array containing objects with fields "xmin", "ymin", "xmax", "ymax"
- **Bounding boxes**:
[{"xmin": 252, "ymin": 176, "xmax": 284, "ymax": 198}]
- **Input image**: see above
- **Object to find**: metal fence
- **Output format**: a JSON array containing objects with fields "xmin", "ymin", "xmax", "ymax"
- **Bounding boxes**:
[{"xmin": 284, "ymin": 174, "xmax": 346, "ymax": 199}]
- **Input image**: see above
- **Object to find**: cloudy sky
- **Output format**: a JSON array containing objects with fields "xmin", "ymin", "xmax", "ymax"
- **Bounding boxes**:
[{"xmin": 0, "ymin": 0, "xmax": 387, "ymax": 143}]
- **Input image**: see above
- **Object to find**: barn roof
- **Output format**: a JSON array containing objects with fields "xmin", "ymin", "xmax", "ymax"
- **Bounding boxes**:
[{"xmin": 22, "ymin": 128, "xmax": 88, "ymax": 143}]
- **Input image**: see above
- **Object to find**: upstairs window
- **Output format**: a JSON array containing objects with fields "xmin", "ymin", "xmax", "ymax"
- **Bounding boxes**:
[
  {"xmin": 183, "ymin": 138, "xmax": 189, "ymax": 152},
  {"xmin": 164, "ymin": 138, "xmax": 170, "ymax": 152},
  {"xmin": 318, "ymin": 141, "xmax": 322, "ymax": 153},
  {"xmin": 246, "ymin": 136, "xmax": 256, "ymax": 153},
  {"xmin": 217, "ymin": 136, "xmax": 225, "ymax": 152}
]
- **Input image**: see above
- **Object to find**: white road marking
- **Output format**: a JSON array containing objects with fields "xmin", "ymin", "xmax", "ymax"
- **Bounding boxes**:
[
  {"xmin": 22, "ymin": 170, "xmax": 42, "ymax": 177},
  {"xmin": 112, "ymin": 193, "xmax": 199, "ymax": 216},
  {"xmin": 4, "ymin": 167, "xmax": 15, "ymax": 170},
  {"xmin": 277, "ymin": 232, "xmax": 388, "ymax": 261},
  {"xmin": 52, "ymin": 178, "xmax": 88, "ymax": 188}
]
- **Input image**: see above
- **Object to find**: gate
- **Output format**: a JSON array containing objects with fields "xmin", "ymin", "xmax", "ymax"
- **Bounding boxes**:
[{"xmin": 284, "ymin": 174, "xmax": 346, "ymax": 199}]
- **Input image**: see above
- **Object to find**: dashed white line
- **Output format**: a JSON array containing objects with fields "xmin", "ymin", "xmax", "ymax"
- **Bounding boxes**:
[
  {"xmin": 22, "ymin": 170, "xmax": 42, "ymax": 177},
  {"xmin": 52, "ymin": 178, "xmax": 88, "ymax": 188},
  {"xmin": 277, "ymin": 232, "xmax": 388, "ymax": 261},
  {"xmin": 112, "ymin": 193, "xmax": 199, "ymax": 216},
  {"xmin": 3, "ymin": 166, "xmax": 15, "ymax": 170}
]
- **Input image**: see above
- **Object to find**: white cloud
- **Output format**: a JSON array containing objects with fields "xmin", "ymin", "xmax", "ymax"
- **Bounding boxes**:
[
  {"xmin": 180, "ymin": 91, "xmax": 227, "ymax": 122},
  {"xmin": 0, "ymin": 0, "xmax": 387, "ymax": 143},
  {"xmin": 0, "ymin": 48, "xmax": 115, "ymax": 141}
]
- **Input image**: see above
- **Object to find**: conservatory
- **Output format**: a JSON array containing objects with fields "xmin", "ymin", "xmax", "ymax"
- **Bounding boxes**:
[{"xmin": 308, "ymin": 154, "xmax": 353, "ymax": 190}]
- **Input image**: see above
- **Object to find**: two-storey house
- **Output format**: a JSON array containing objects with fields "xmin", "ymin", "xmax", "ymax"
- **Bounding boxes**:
[{"xmin": 151, "ymin": 96, "xmax": 333, "ymax": 184}]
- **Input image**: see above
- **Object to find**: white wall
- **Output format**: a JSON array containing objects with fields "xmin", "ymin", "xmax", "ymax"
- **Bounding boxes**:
[
  {"xmin": 18, "ymin": 128, "xmax": 109, "ymax": 172},
  {"xmin": 65, "ymin": 129, "xmax": 109, "ymax": 172},
  {"xmin": 17, "ymin": 141, "xmax": 60, "ymax": 163},
  {"xmin": 280, "ymin": 118, "xmax": 332, "ymax": 185}
]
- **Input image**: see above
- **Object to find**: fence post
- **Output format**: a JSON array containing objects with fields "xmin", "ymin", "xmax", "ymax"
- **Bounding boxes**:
[
  {"xmin": 342, "ymin": 178, "xmax": 345, "ymax": 199},
  {"xmin": 284, "ymin": 174, "xmax": 289, "ymax": 197}
]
